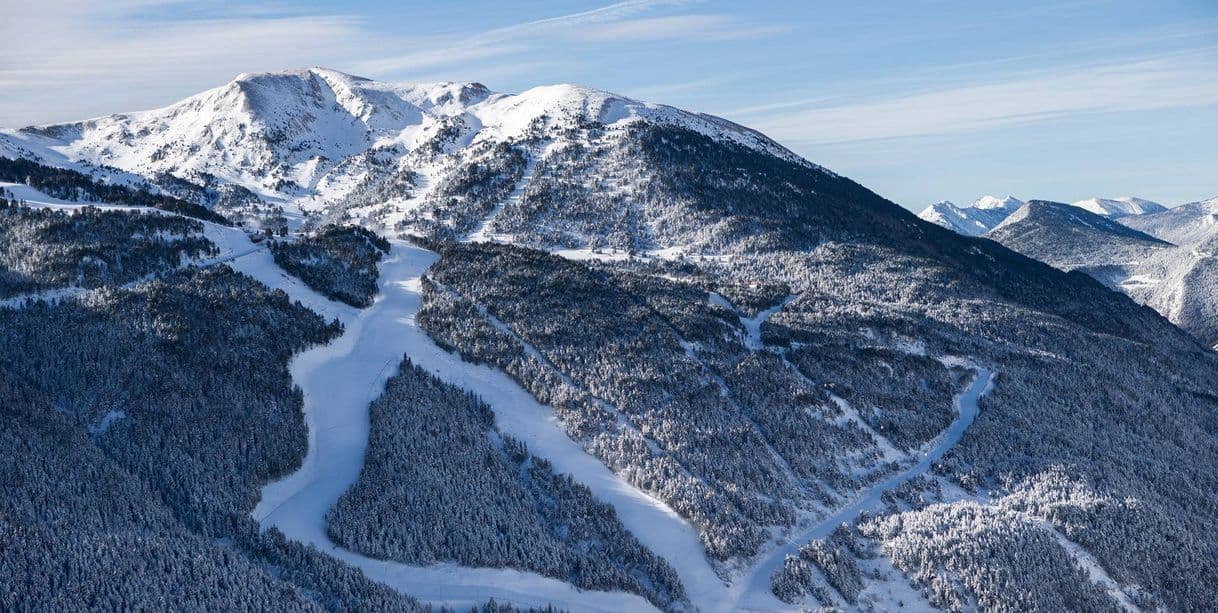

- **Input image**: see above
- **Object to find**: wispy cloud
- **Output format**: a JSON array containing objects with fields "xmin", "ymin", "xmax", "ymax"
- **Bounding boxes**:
[
  {"xmin": 624, "ymin": 75, "xmax": 736, "ymax": 100},
  {"xmin": 737, "ymin": 50, "xmax": 1218, "ymax": 146},
  {"xmin": 0, "ymin": 5, "xmax": 373, "ymax": 124},
  {"xmin": 579, "ymin": 14, "xmax": 787, "ymax": 42},
  {"xmin": 350, "ymin": 1, "xmax": 778, "ymax": 75},
  {"xmin": 2, "ymin": 0, "xmax": 747, "ymax": 124}
]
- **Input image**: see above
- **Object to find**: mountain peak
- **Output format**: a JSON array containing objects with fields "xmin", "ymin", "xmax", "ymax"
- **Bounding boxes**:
[
  {"xmin": 972, "ymin": 195, "xmax": 1023, "ymax": 210},
  {"xmin": 232, "ymin": 66, "xmax": 363, "ymax": 82},
  {"xmin": 1070, "ymin": 196, "xmax": 1166, "ymax": 218}
]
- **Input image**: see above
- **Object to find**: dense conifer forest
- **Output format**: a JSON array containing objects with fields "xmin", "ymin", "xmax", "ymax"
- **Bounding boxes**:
[{"xmin": 271, "ymin": 225, "xmax": 389, "ymax": 307}]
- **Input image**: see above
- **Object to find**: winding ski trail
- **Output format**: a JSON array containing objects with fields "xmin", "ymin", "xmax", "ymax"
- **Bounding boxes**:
[
  {"xmin": 250, "ymin": 242, "xmax": 727, "ymax": 612},
  {"xmin": 729, "ymin": 366, "xmax": 995, "ymax": 611}
]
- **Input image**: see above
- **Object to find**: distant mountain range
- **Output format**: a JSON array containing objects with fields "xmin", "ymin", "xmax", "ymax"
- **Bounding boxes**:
[
  {"xmin": 918, "ymin": 195, "xmax": 1167, "ymax": 236},
  {"xmin": 921, "ymin": 194, "xmax": 1218, "ymax": 346}
]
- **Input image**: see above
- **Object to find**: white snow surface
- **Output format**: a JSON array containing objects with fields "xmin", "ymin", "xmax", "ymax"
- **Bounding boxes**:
[
  {"xmin": 972, "ymin": 195, "xmax": 1024, "ymax": 211},
  {"xmin": 0, "ymin": 67, "xmax": 808, "ymax": 206},
  {"xmin": 917, "ymin": 196, "xmax": 1023, "ymax": 236},
  {"xmin": 1029, "ymin": 519, "xmax": 1139, "ymax": 612},
  {"xmin": 738, "ymin": 294, "xmax": 798, "ymax": 350},
  {"xmin": 250, "ymin": 242, "xmax": 732, "ymax": 612},
  {"xmin": 1070, "ymin": 196, "xmax": 1166, "ymax": 219}
]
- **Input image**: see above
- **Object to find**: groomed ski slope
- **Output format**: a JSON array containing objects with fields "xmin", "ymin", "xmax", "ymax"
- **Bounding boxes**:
[
  {"xmin": 729, "ymin": 366, "xmax": 995, "ymax": 611},
  {"xmin": 250, "ymin": 242, "xmax": 730, "ymax": 612}
]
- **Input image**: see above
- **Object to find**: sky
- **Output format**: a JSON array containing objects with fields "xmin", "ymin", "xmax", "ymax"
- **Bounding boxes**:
[{"xmin": 1, "ymin": 0, "xmax": 1216, "ymax": 210}]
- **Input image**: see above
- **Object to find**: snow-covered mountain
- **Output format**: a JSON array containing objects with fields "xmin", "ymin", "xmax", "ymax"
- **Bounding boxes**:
[
  {"xmin": 2, "ymin": 67, "xmax": 815, "ymax": 252},
  {"xmin": 980, "ymin": 195, "xmax": 1218, "ymax": 345},
  {"xmin": 921, "ymin": 194, "xmax": 1168, "ymax": 236},
  {"xmin": 917, "ymin": 195, "xmax": 1023, "ymax": 235},
  {"xmin": 986, "ymin": 200, "xmax": 1170, "ymax": 274},
  {"xmin": 1114, "ymin": 197, "xmax": 1218, "ymax": 344},
  {"xmin": 6, "ymin": 68, "xmax": 1218, "ymax": 613},
  {"xmin": 1071, "ymin": 196, "xmax": 1166, "ymax": 218},
  {"xmin": 1122, "ymin": 196, "xmax": 1218, "ymax": 245}
]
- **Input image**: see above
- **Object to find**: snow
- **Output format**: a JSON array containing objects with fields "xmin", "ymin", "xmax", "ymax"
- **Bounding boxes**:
[
  {"xmin": 728, "ymin": 366, "xmax": 995, "ymax": 612},
  {"xmin": 1071, "ymin": 197, "xmax": 1165, "ymax": 219},
  {"xmin": 1029, "ymin": 519, "xmax": 1139, "ymax": 612},
  {"xmin": 973, "ymin": 195, "xmax": 1023, "ymax": 211},
  {"xmin": 1, "ymin": 182, "xmax": 80, "ymax": 206},
  {"xmin": 0, "ymin": 182, "xmax": 166, "ymax": 213},
  {"xmin": 828, "ymin": 394, "xmax": 907, "ymax": 464},
  {"xmin": 88, "ymin": 410, "xmax": 126, "ymax": 436},
  {"xmin": 737, "ymin": 294, "xmax": 798, "ymax": 350},
  {"xmin": 465, "ymin": 145, "xmax": 548, "ymax": 243},
  {"xmin": 0, "ymin": 198, "xmax": 272, "ymax": 309},
  {"xmin": 199, "ymin": 224, "xmax": 357, "ymax": 325},
  {"xmin": 251, "ymin": 242, "xmax": 729, "ymax": 612},
  {"xmin": 918, "ymin": 196, "xmax": 1023, "ymax": 236},
  {"xmin": 2, "ymin": 67, "xmax": 810, "ymax": 220},
  {"xmin": 0, "ymin": 286, "xmax": 90, "ymax": 310},
  {"xmin": 852, "ymin": 553, "xmax": 938, "ymax": 612}
]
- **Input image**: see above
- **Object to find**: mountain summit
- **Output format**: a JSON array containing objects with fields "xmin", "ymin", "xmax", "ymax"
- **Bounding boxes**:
[
  {"xmin": 917, "ymin": 195, "xmax": 1024, "ymax": 235},
  {"xmin": 4, "ymin": 68, "xmax": 817, "ymax": 250}
]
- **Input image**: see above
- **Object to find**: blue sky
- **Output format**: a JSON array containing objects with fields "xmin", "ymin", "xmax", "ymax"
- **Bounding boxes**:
[{"xmin": 2, "ymin": 0, "xmax": 1216, "ymax": 209}]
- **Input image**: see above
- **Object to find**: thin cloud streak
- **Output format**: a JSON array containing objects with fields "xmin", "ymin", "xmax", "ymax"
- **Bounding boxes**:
[
  {"xmin": 579, "ymin": 15, "xmax": 787, "ymax": 42},
  {"xmin": 350, "ymin": 2, "xmax": 778, "ymax": 76},
  {"xmin": 741, "ymin": 51, "xmax": 1218, "ymax": 146}
]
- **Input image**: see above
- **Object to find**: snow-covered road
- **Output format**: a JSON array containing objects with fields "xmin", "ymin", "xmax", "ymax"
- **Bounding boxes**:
[
  {"xmin": 729, "ymin": 366, "xmax": 995, "ymax": 612},
  {"xmin": 249, "ymin": 242, "xmax": 719, "ymax": 612}
]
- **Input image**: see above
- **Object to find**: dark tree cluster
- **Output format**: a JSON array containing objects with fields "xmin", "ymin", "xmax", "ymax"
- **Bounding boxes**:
[
  {"xmin": 153, "ymin": 170, "xmax": 281, "ymax": 232},
  {"xmin": 270, "ymin": 224, "xmax": 390, "ymax": 307},
  {"xmin": 861, "ymin": 502, "xmax": 1120, "ymax": 612},
  {"xmin": 317, "ymin": 146, "xmax": 415, "ymax": 228},
  {"xmin": 770, "ymin": 526, "xmax": 866, "ymax": 606},
  {"xmin": 0, "ymin": 156, "xmax": 229, "ymax": 224},
  {"xmin": 0, "ymin": 201, "xmax": 216, "ymax": 298},
  {"xmin": 416, "ymin": 227, "xmax": 1218, "ymax": 610},
  {"xmin": 327, "ymin": 359, "xmax": 687, "ymax": 611},
  {"xmin": 490, "ymin": 133, "xmax": 649, "ymax": 252}
]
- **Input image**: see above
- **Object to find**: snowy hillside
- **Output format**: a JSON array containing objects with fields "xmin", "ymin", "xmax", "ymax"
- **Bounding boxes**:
[
  {"xmin": 1122, "ymin": 196, "xmax": 1218, "ymax": 245},
  {"xmin": 980, "ymin": 195, "xmax": 1218, "ymax": 345},
  {"xmin": 986, "ymin": 200, "xmax": 1170, "ymax": 275},
  {"xmin": 922, "ymin": 195, "xmax": 1168, "ymax": 235},
  {"xmin": 1115, "ymin": 197, "xmax": 1218, "ymax": 344}
]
